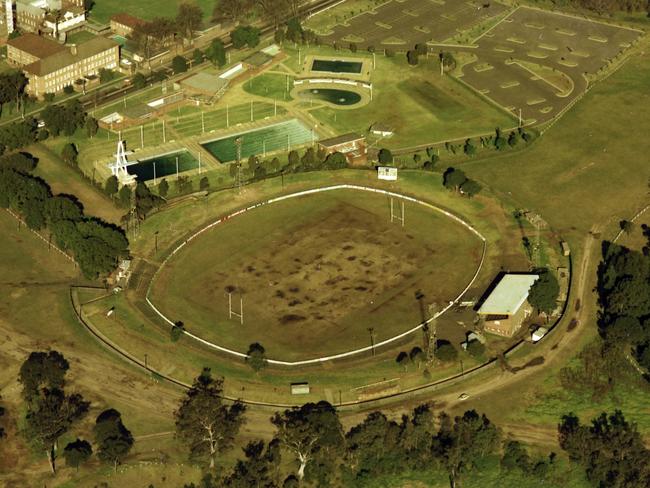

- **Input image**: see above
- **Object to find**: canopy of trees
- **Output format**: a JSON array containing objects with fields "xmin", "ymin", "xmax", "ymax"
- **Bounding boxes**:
[
  {"xmin": 0, "ymin": 159, "xmax": 129, "ymax": 278},
  {"xmin": 559, "ymin": 410, "xmax": 650, "ymax": 486}
]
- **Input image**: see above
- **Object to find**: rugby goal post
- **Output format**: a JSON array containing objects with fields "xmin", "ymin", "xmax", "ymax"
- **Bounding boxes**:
[
  {"xmin": 228, "ymin": 292, "xmax": 244, "ymax": 325},
  {"xmin": 390, "ymin": 197, "xmax": 405, "ymax": 227}
]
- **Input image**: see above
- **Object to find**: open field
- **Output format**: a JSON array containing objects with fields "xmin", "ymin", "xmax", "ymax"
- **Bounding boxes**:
[
  {"xmin": 150, "ymin": 189, "xmax": 484, "ymax": 360},
  {"xmin": 463, "ymin": 50, "xmax": 650, "ymax": 239},
  {"xmin": 88, "ymin": 0, "xmax": 214, "ymax": 24},
  {"xmin": 456, "ymin": 6, "xmax": 642, "ymax": 124},
  {"xmin": 315, "ymin": 0, "xmax": 507, "ymax": 48}
]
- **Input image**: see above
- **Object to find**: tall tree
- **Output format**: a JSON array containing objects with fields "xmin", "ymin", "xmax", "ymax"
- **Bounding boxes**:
[
  {"xmin": 19, "ymin": 351, "xmax": 69, "ymax": 402},
  {"xmin": 206, "ymin": 38, "xmax": 227, "ymax": 67},
  {"xmin": 435, "ymin": 410, "xmax": 501, "ymax": 488},
  {"xmin": 62, "ymin": 438, "xmax": 92, "ymax": 471},
  {"xmin": 528, "ymin": 268, "xmax": 560, "ymax": 314},
  {"xmin": 222, "ymin": 439, "xmax": 281, "ymax": 487},
  {"xmin": 93, "ymin": 409, "xmax": 134, "ymax": 472},
  {"xmin": 24, "ymin": 388, "xmax": 89, "ymax": 473},
  {"xmin": 271, "ymin": 401, "xmax": 343, "ymax": 481},
  {"xmin": 176, "ymin": 1, "xmax": 203, "ymax": 42},
  {"xmin": 175, "ymin": 368, "xmax": 246, "ymax": 470}
]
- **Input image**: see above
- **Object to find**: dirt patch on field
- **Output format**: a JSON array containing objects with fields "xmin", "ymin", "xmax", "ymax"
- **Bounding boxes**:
[{"xmin": 221, "ymin": 204, "xmax": 425, "ymax": 326}]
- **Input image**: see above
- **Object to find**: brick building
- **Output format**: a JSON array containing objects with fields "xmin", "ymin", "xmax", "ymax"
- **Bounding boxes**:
[
  {"xmin": 13, "ymin": 35, "xmax": 119, "ymax": 97},
  {"xmin": 109, "ymin": 12, "xmax": 144, "ymax": 37},
  {"xmin": 477, "ymin": 274, "xmax": 539, "ymax": 337}
]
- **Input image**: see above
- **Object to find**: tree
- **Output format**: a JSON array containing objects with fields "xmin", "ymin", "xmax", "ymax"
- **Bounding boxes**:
[
  {"xmin": 501, "ymin": 440, "xmax": 530, "ymax": 473},
  {"xmin": 176, "ymin": 1, "xmax": 203, "ymax": 41},
  {"xmin": 620, "ymin": 219, "xmax": 635, "ymax": 235},
  {"xmin": 118, "ymin": 185, "xmax": 132, "ymax": 208},
  {"xmin": 19, "ymin": 351, "xmax": 69, "ymax": 402},
  {"xmin": 172, "ymin": 55, "xmax": 188, "ymax": 74},
  {"xmin": 271, "ymin": 401, "xmax": 343, "ymax": 481},
  {"xmin": 213, "ymin": 0, "xmax": 254, "ymax": 23},
  {"xmin": 199, "ymin": 176, "xmax": 210, "ymax": 191},
  {"xmin": 231, "ymin": 26, "xmax": 260, "ymax": 49},
  {"xmin": 247, "ymin": 343, "xmax": 267, "ymax": 372},
  {"xmin": 466, "ymin": 340, "xmax": 486, "ymax": 359},
  {"xmin": 105, "ymin": 175, "xmax": 119, "ymax": 198},
  {"xmin": 378, "ymin": 148, "xmax": 393, "ymax": 164},
  {"xmin": 528, "ymin": 268, "xmax": 560, "ymax": 314},
  {"xmin": 158, "ymin": 178, "xmax": 169, "ymax": 197},
  {"xmin": 435, "ymin": 410, "xmax": 500, "ymax": 488},
  {"xmin": 346, "ymin": 411, "xmax": 404, "ymax": 477},
  {"xmin": 175, "ymin": 368, "xmax": 246, "ymax": 470},
  {"xmin": 460, "ymin": 179, "xmax": 482, "ymax": 198},
  {"xmin": 93, "ymin": 409, "xmax": 134, "ymax": 472},
  {"xmin": 443, "ymin": 167, "xmax": 467, "ymax": 191},
  {"xmin": 463, "ymin": 138, "xmax": 476, "ymax": 156},
  {"xmin": 99, "ymin": 68, "xmax": 115, "ymax": 84},
  {"xmin": 558, "ymin": 410, "xmax": 650, "ymax": 487},
  {"xmin": 410, "ymin": 347, "xmax": 426, "ymax": 369},
  {"xmin": 61, "ymin": 143, "xmax": 78, "ymax": 167},
  {"xmin": 85, "ymin": 117, "xmax": 99, "ymax": 138},
  {"xmin": 24, "ymin": 388, "xmax": 89, "ymax": 473},
  {"xmin": 494, "ymin": 128, "xmax": 507, "ymax": 150},
  {"xmin": 222, "ymin": 439, "xmax": 281, "ymax": 487},
  {"xmin": 63, "ymin": 438, "xmax": 92, "ymax": 471},
  {"xmin": 508, "ymin": 130, "xmax": 520, "ymax": 147},
  {"xmin": 407, "ymin": 50, "xmax": 419, "ymax": 66},
  {"xmin": 206, "ymin": 38, "xmax": 226, "ymax": 66},
  {"xmin": 133, "ymin": 72, "xmax": 147, "ymax": 89},
  {"xmin": 396, "ymin": 351, "xmax": 410, "ymax": 371},
  {"xmin": 0, "ymin": 395, "xmax": 5, "ymax": 439},
  {"xmin": 193, "ymin": 48, "xmax": 204, "ymax": 66},
  {"xmin": 436, "ymin": 341, "xmax": 458, "ymax": 362},
  {"xmin": 63, "ymin": 85, "xmax": 74, "ymax": 94}
]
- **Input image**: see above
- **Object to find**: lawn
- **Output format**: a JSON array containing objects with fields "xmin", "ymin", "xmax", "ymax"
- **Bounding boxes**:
[
  {"xmin": 243, "ymin": 72, "xmax": 294, "ymax": 101},
  {"xmin": 149, "ymin": 188, "xmax": 484, "ymax": 360},
  {"xmin": 299, "ymin": 48, "xmax": 516, "ymax": 149},
  {"xmin": 88, "ymin": 0, "xmax": 215, "ymax": 24},
  {"xmin": 462, "ymin": 51, "xmax": 650, "ymax": 240}
]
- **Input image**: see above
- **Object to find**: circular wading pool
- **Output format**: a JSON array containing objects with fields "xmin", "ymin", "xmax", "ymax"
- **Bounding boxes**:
[{"xmin": 298, "ymin": 88, "xmax": 361, "ymax": 106}]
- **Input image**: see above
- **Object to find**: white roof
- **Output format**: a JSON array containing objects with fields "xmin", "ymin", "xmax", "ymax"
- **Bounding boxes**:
[{"xmin": 478, "ymin": 274, "xmax": 538, "ymax": 315}]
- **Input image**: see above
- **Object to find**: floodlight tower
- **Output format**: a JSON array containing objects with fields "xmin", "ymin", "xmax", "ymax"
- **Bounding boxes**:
[{"xmin": 234, "ymin": 137, "xmax": 243, "ymax": 194}]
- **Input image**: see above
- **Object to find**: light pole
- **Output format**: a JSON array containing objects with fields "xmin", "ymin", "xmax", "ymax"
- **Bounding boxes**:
[
  {"xmin": 154, "ymin": 231, "xmax": 159, "ymax": 253},
  {"xmin": 368, "ymin": 327, "xmax": 375, "ymax": 356}
]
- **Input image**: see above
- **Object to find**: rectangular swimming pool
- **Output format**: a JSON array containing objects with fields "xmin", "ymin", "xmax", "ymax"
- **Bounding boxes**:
[
  {"xmin": 201, "ymin": 119, "xmax": 314, "ymax": 163},
  {"xmin": 127, "ymin": 150, "xmax": 198, "ymax": 182},
  {"xmin": 311, "ymin": 59, "xmax": 363, "ymax": 74}
]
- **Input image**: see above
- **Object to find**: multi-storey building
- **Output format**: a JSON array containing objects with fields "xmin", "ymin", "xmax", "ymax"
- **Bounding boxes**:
[
  {"xmin": 6, "ymin": 31, "xmax": 66, "ymax": 66},
  {"xmin": 1, "ymin": 0, "xmax": 85, "ymax": 37},
  {"xmin": 8, "ymin": 34, "xmax": 119, "ymax": 97}
]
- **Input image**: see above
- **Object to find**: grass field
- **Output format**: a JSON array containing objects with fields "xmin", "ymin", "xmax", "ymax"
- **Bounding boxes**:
[
  {"xmin": 88, "ymin": 0, "xmax": 214, "ymax": 24},
  {"xmin": 463, "ymin": 52, "xmax": 650, "ymax": 240},
  {"xmin": 244, "ymin": 72, "xmax": 294, "ymax": 101},
  {"xmin": 149, "ymin": 189, "xmax": 484, "ymax": 360}
]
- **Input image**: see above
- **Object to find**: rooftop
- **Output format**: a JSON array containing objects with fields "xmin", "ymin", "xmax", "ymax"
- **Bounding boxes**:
[
  {"xmin": 478, "ymin": 274, "xmax": 539, "ymax": 316},
  {"xmin": 179, "ymin": 71, "xmax": 229, "ymax": 95},
  {"xmin": 110, "ymin": 13, "xmax": 145, "ymax": 29},
  {"xmin": 7, "ymin": 33, "xmax": 67, "ymax": 60},
  {"xmin": 319, "ymin": 133, "xmax": 364, "ymax": 147},
  {"xmin": 24, "ymin": 36, "xmax": 119, "ymax": 77}
]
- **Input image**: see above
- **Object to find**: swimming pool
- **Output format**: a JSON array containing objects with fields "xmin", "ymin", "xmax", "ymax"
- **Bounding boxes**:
[
  {"xmin": 201, "ymin": 119, "xmax": 314, "ymax": 163},
  {"xmin": 297, "ymin": 88, "xmax": 361, "ymax": 106},
  {"xmin": 311, "ymin": 59, "xmax": 363, "ymax": 74},
  {"xmin": 127, "ymin": 150, "xmax": 198, "ymax": 182}
]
